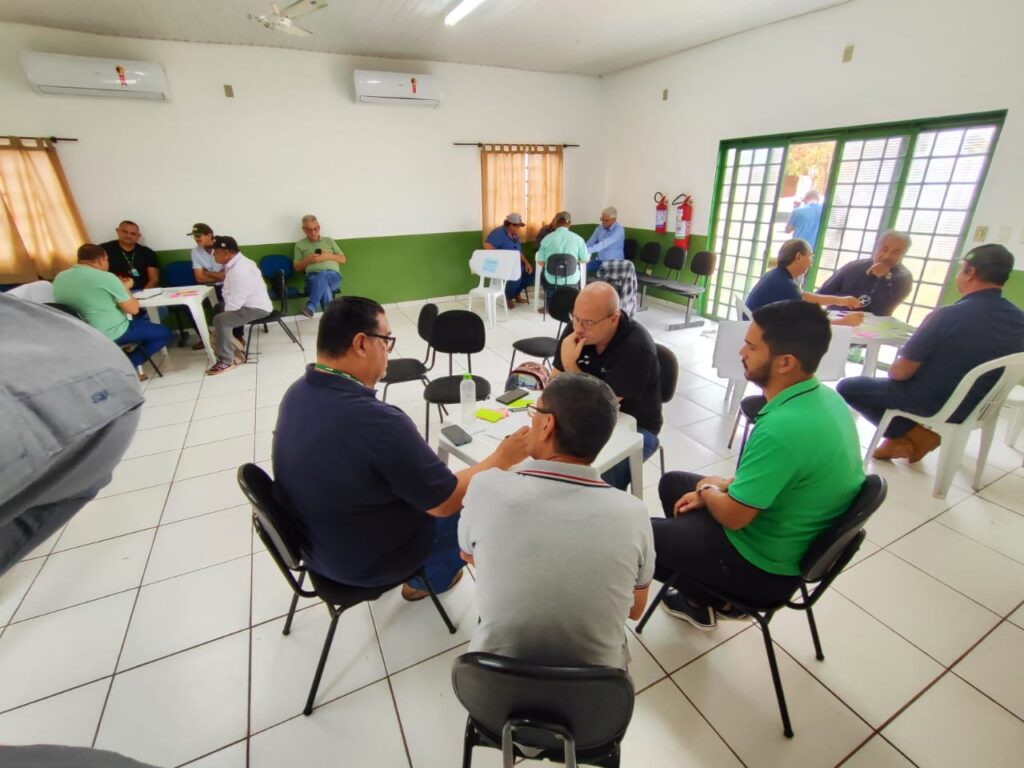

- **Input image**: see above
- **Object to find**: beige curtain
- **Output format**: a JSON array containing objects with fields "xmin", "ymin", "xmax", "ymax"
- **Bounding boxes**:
[
  {"xmin": 525, "ymin": 146, "xmax": 563, "ymax": 241},
  {"xmin": 0, "ymin": 137, "xmax": 88, "ymax": 282},
  {"xmin": 480, "ymin": 144, "xmax": 563, "ymax": 243}
]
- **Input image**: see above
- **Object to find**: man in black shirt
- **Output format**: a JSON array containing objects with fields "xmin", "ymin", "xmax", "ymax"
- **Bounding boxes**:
[
  {"xmin": 101, "ymin": 220, "xmax": 160, "ymax": 291},
  {"xmin": 553, "ymin": 281, "xmax": 662, "ymax": 491},
  {"xmin": 816, "ymin": 231, "xmax": 913, "ymax": 316}
]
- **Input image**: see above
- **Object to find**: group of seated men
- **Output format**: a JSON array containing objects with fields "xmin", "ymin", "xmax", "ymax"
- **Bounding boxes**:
[
  {"xmin": 271, "ymin": 237, "xmax": 1022, "ymax": 665},
  {"xmin": 36, "ymin": 214, "xmax": 348, "ymax": 379},
  {"xmin": 485, "ymin": 206, "xmax": 625, "ymax": 309}
]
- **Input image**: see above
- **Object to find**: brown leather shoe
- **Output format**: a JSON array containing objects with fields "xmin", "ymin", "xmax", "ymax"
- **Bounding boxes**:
[
  {"xmin": 872, "ymin": 437, "xmax": 913, "ymax": 461},
  {"xmin": 515, "ymin": 294, "xmax": 528, "ymax": 304},
  {"xmin": 906, "ymin": 425, "xmax": 942, "ymax": 463},
  {"xmin": 506, "ymin": 300, "xmax": 516, "ymax": 310},
  {"xmin": 401, "ymin": 568, "xmax": 464, "ymax": 602}
]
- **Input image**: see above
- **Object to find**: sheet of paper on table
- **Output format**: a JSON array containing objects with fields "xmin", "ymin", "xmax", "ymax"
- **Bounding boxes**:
[{"xmin": 484, "ymin": 411, "xmax": 531, "ymax": 440}]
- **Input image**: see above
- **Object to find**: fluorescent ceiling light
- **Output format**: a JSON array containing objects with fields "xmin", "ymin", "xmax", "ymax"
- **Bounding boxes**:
[{"xmin": 445, "ymin": 0, "xmax": 487, "ymax": 26}]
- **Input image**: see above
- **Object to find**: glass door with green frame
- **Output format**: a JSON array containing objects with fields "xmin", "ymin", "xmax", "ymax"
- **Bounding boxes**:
[{"xmin": 707, "ymin": 144, "xmax": 786, "ymax": 319}]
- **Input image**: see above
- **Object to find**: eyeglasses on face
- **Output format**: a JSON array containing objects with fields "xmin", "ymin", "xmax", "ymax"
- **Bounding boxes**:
[
  {"xmin": 569, "ymin": 313, "xmax": 614, "ymax": 330},
  {"xmin": 366, "ymin": 333, "xmax": 397, "ymax": 352},
  {"xmin": 525, "ymin": 403, "xmax": 552, "ymax": 418}
]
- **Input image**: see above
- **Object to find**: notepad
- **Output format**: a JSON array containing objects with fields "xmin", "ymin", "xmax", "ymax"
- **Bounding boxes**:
[{"xmin": 476, "ymin": 407, "xmax": 509, "ymax": 423}]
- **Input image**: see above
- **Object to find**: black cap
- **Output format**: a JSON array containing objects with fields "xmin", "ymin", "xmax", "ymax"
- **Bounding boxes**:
[
  {"xmin": 212, "ymin": 235, "xmax": 239, "ymax": 252},
  {"xmin": 187, "ymin": 222, "xmax": 213, "ymax": 237},
  {"xmin": 964, "ymin": 243, "xmax": 1015, "ymax": 285}
]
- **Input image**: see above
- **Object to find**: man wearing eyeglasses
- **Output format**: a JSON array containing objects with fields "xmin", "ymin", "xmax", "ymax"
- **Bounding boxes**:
[
  {"xmin": 585, "ymin": 206, "xmax": 625, "ymax": 275},
  {"xmin": 294, "ymin": 214, "xmax": 346, "ymax": 319},
  {"xmin": 458, "ymin": 373, "xmax": 654, "ymax": 669},
  {"xmin": 552, "ymin": 282, "xmax": 662, "ymax": 491},
  {"xmin": 273, "ymin": 297, "xmax": 529, "ymax": 601}
]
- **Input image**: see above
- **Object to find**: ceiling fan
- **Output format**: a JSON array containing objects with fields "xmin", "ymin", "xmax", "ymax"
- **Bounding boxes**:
[{"xmin": 249, "ymin": 0, "xmax": 328, "ymax": 37}]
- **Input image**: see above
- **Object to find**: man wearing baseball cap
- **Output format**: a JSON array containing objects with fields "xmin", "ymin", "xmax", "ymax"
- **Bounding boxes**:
[
  {"xmin": 207, "ymin": 236, "xmax": 273, "ymax": 375},
  {"xmin": 839, "ymin": 243, "xmax": 1024, "ymax": 463},
  {"xmin": 484, "ymin": 212, "xmax": 533, "ymax": 309},
  {"xmin": 186, "ymin": 223, "xmax": 227, "ymax": 350}
]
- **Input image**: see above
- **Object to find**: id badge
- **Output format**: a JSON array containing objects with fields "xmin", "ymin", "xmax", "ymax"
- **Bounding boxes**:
[{"xmin": 130, "ymin": 267, "xmax": 140, "ymax": 277}]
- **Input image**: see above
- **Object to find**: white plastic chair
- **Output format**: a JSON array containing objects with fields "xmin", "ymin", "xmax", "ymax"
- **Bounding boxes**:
[
  {"xmin": 468, "ymin": 250, "xmax": 521, "ymax": 329},
  {"xmin": 1004, "ymin": 385, "xmax": 1024, "ymax": 450},
  {"xmin": 863, "ymin": 352, "xmax": 1024, "ymax": 498},
  {"xmin": 712, "ymin": 319, "xmax": 750, "ymax": 417},
  {"xmin": 7, "ymin": 280, "xmax": 54, "ymax": 303},
  {"xmin": 733, "ymin": 294, "xmax": 750, "ymax": 320}
]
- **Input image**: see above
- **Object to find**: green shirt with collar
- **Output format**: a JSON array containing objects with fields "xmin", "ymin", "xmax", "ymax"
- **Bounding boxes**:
[
  {"xmin": 294, "ymin": 237, "xmax": 343, "ymax": 274},
  {"xmin": 537, "ymin": 227, "xmax": 590, "ymax": 286},
  {"xmin": 724, "ymin": 377, "xmax": 864, "ymax": 576},
  {"xmin": 52, "ymin": 264, "xmax": 131, "ymax": 341}
]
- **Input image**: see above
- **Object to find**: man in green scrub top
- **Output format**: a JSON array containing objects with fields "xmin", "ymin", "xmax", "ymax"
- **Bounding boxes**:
[{"xmin": 652, "ymin": 300, "xmax": 864, "ymax": 629}]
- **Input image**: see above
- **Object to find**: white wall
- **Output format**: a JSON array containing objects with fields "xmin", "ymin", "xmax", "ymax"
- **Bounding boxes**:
[
  {"xmin": 601, "ymin": 0, "xmax": 1024, "ymax": 243},
  {"xmin": 0, "ymin": 22, "xmax": 606, "ymax": 250}
]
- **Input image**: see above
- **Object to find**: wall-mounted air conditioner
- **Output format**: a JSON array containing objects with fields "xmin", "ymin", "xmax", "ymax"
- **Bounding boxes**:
[
  {"xmin": 353, "ymin": 69, "xmax": 442, "ymax": 108},
  {"xmin": 21, "ymin": 52, "xmax": 171, "ymax": 102}
]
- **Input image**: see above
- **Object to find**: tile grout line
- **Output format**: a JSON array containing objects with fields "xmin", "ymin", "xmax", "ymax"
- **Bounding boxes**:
[
  {"xmin": 367, "ymin": 586, "xmax": 414, "ymax": 767},
  {"xmin": 90, "ymin": 392, "xmax": 201, "ymax": 750}
]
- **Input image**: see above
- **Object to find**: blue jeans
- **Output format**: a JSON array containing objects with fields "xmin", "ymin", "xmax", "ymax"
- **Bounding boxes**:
[
  {"xmin": 115, "ymin": 316, "xmax": 173, "ymax": 366},
  {"xmin": 305, "ymin": 270, "xmax": 341, "ymax": 313},
  {"xmin": 836, "ymin": 376, "xmax": 919, "ymax": 437},
  {"xmin": 406, "ymin": 513, "xmax": 464, "ymax": 593},
  {"xmin": 586, "ymin": 258, "xmax": 605, "ymax": 275},
  {"xmin": 602, "ymin": 428, "xmax": 659, "ymax": 491},
  {"xmin": 504, "ymin": 270, "xmax": 534, "ymax": 301}
]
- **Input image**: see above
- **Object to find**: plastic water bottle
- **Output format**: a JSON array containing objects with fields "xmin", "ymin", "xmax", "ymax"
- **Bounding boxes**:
[{"xmin": 460, "ymin": 373, "xmax": 476, "ymax": 426}]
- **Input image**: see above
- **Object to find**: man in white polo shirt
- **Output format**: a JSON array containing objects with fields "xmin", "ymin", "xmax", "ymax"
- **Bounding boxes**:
[
  {"xmin": 458, "ymin": 373, "xmax": 654, "ymax": 669},
  {"xmin": 207, "ymin": 235, "xmax": 273, "ymax": 375}
]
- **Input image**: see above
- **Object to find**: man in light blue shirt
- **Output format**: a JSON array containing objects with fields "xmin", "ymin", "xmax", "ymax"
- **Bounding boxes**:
[
  {"xmin": 785, "ymin": 191, "xmax": 824, "ymax": 246},
  {"xmin": 586, "ymin": 206, "xmax": 625, "ymax": 274}
]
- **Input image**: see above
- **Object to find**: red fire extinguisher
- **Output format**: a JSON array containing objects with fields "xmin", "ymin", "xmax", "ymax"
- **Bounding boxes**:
[
  {"xmin": 654, "ymin": 192, "xmax": 668, "ymax": 233},
  {"xmin": 673, "ymin": 193, "xmax": 692, "ymax": 251}
]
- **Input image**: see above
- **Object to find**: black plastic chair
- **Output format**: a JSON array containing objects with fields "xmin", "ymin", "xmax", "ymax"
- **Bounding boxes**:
[
  {"xmin": 46, "ymin": 302, "xmax": 163, "ymax": 377},
  {"xmin": 244, "ymin": 270, "xmax": 304, "ymax": 359},
  {"xmin": 653, "ymin": 345, "xmax": 678, "ymax": 475},
  {"xmin": 636, "ymin": 475, "xmax": 888, "ymax": 738},
  {"xmin": 623, "ymin": 238, "xmax": 639, "ymax": 263},
  {"xmin": 452, "ymin": 652, "xmax": 635, "ymax": 768},
  {"xmin": 728, "ymin": 394, "xmax": 768, "ymax": 457},
  {"xmin": 661, "ymin": 251, "xmax": 717, "ymax": 331},
  {"xmin": 237, "ymin": 463, "xmax": 456, "ymax": 716},
  {"xmin": 381, "ymin": 303, "xmax": 439, "ymax": 402},
  {"xmin": 540, "ymin": 254, "xmax": 578, "ymax": 318},
  {"xmin": 507, "ymin": 287, "xmax": 577, "ymax": 376},
  {"xmin": 422, "ymin": 310, "xmax": 491, "ymax": 440},
  {"xmin": 633, "ymin": 242, "xmax": 663, "ymax": 292}
]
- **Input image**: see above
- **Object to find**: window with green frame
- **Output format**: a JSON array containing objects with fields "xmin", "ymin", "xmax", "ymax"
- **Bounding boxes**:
[{"xmin": 704, "ymin": 111, "xmax": 1005, "ymax": 324}]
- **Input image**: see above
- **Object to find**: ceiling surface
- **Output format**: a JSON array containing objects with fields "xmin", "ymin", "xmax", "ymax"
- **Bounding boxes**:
[{"xmin": 0, "ymin": 0, "xmax": 851, "ymax": 76}]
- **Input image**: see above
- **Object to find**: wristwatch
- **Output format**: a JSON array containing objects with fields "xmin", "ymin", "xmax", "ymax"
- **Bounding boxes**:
[{"xmin": 697, "ymin": 484, "xmax": 723, "ymax": 495}]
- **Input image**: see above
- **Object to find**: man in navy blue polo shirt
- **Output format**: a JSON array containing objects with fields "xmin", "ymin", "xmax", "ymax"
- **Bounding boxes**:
[
  {"xmin": 484, "ymin": 213, "xmax": 533, "ymax": 309},
  {"xmin": 745, "ymin": 238, "xmax": 863, "ymax": 317},
  {"xmin": 273, "ymin": 296, "xmax": 529, "ymax": 599},
  {"xmin": 838, "ymin": 244, "xmax": 1024, "ymax": 463}
]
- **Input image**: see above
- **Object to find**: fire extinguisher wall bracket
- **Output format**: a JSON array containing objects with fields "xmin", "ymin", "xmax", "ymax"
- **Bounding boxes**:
[
  {"xmin": 654, "ymin": 192, "xmax": 668, "ymax": 233},
  {"xmin": 673, "ymin": 194, "xmax": 693, "ymax": 252}
]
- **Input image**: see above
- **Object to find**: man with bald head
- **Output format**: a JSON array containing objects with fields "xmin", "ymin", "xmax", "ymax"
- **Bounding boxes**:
[{"xmin": 553, "ymin": 282, "xmax": 662, "ymax": 490}]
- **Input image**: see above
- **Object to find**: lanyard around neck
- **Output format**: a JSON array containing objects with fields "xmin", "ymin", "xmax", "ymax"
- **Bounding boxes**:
[{"xmin": 314, "ymin": 363, "xmax": 362, "ymax": 385}]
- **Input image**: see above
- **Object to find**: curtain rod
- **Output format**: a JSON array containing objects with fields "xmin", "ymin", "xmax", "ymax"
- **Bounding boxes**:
[
  {"xmin": 453, "ymin": 142, "xmax": 580, "ymax": 148},
  {"xmin": 3, "ymin": 136, "xmax": 78, "ymax": 143}
]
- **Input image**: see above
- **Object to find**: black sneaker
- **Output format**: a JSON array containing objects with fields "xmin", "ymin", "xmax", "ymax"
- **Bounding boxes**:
[{"xmin": 662, "ymin": 590, "xmax": 717, "ymax": 630}]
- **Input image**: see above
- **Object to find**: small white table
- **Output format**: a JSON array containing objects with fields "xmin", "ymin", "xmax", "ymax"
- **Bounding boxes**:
[
  {"xmin": 137, "ymin": 285, "xmax": 217, "ymax": 366},
  {"xmin": 437, "ymin": 407, "xmax": 645, "ymax": 499},
  {"xmin": 851, "ymin": 315, "xmax": 915, "ymax": 377}
]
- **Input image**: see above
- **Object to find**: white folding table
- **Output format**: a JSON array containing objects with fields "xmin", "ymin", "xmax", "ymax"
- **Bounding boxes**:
[
  {"xmin": 137, "ymin": 285, "xmax": 217, "ymax": 366},
  {"xmin": 436, "ymin": 406, "xmax": 645, "ymax": 499},
  {"xmin": 851, "ymin": 314, "xmax": 915, "ymax": 377}
]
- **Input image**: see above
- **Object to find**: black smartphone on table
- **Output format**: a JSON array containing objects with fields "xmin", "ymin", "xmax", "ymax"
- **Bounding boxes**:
[
  {"xmin": 441, "ymin": 424, "xmax": 473, "ymax": 446},
  {"xmin": 496, "ymin": 388, "xmax": 529, "ymax": 405}
]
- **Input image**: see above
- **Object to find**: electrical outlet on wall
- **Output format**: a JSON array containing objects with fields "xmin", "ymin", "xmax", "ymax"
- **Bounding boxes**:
[
  {"xmin": 996, "ymin": 226, "xmax": 1011, "ymax": 243},
  {"xmin": 842, "ymin": 45, "xmax": 855, "ymax": 62},
  {"xmin": 973, "ymin": 225, "xmax": 989, "ymax": 242}
]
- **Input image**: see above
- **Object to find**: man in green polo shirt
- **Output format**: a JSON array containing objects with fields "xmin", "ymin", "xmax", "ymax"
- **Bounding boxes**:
[
  {"xmin": 536, "ymin": 211, "xmax": 590, "ymax": 308},
  {"xmin": 294, "ymin": 214, "xmax": 346, "ymax": 318},
  {"xmin": 652, "ymin": 300, "xmax": 864, "ymax": 629},
  {"xmin": 53, "ymin": 244, "xmax": 173, "ymax": 380}
]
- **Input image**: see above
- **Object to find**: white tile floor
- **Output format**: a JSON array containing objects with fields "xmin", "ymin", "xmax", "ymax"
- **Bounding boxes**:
[{"xmin": 2, "ymin": 298, "xmax": 1024, "ymax": 767}]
